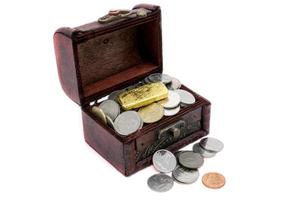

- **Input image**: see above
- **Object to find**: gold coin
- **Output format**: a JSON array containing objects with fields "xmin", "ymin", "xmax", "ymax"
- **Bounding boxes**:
[
  {"xmin": 138, "ymin": 103, "xmax": 164, "ymax": 123},
  {"xmin": 202, "ymin": 172, "xmax": 225, "ymax": 189},
  {"xmin": 91, "ymin": 106, "xmax": 107, "ymax": 124}
]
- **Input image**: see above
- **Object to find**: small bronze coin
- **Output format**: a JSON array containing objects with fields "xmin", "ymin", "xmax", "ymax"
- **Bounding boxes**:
[
  {"xmin": 202, "ymin": 172, "xmax": 226, "ymax": 189},
  {"xmin": 138, "ymin": 103, "xmax": 164, "ymax": 123},
  {"xmin": 91, "ymin": 106, "xmax": 107, "ymax": 124}
]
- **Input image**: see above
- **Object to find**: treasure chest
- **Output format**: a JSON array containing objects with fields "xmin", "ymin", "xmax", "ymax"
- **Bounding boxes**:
[{"xmin": 53, "ymin": 4, "xmax": 211, "ymax": 176}]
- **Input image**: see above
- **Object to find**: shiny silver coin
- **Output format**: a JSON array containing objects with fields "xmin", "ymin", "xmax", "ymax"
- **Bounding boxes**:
[
  {"xmin": 193, "ymin": 143, "xmax": 216, "ymax": 158},
  {"xmin": 152, "ymin": 149, "xmax": 177, "ymax": 173},
  {"xmin": 199, "ymin": 137, "xmax": 224, "ymax": 153},
  {"xmin": 139, "ymin": 115, "xmax": 144, "ymax": 129},
  {"xmin": 144, "ymin": 76, "xmax": 151, "ymax": 84},
  {"xmin": 178, "ymin": 151, "xmax": 204, "ymax": 169},
  {"xmin": 148, "ymin": 73, "xmax": 172, "ymax": 84},
  {"xmin": 164, "ymin": 106, "xmax": 180, "ymax": 116},
  {"xmin": 106, "ymin": 115, "xmax": 114, "ymax": 128},
  {"xmin": 99, "ymin": 100, "xmax": 120, "ymax": 120},
  {"xmin": 172, "ymin": 165, "xmax": 199, "ymax": 184},
  {"xmin": 114, "ymin": 111, "xmax": 141, "ymax": 136},
  {"xmin": 159, "ymin": 90, "xmax": 180, "ymax": 109},
  {"xmin": 168, "ymin": 78, "xmax": 181, "ymax": 90},
  {"xmin": 108, "ymin": 90, "xmax": 123, "ymax": 102},
  {"xmin": 147, "ymin": 174, "xmax": 174, "ymax": 192},
  {"xmin": 174, "ymin": 89, "xmax": 196, "ymax": 105}
]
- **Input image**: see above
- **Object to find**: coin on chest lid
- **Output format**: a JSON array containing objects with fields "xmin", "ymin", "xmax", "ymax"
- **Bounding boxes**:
[
  {"xmin": 152, "ymin": 149, "xmax": 177, "ymax": 173},
  {"xmin": 138, "ymin": 103, "xmax": 164, "ymax": 123}
]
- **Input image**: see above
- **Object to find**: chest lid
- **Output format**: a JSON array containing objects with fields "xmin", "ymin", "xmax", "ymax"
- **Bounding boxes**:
[{"xmin": 54, "ymin": 4, "xmax": 162, "ymax": 106}]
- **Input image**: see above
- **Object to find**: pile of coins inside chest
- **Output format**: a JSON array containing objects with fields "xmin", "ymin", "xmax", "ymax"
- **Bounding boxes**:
[
  {"xmin": 147, "ymin": 137, "xmax": 225, "ymax": 192},
  {"xmin": 90, "ymin": 73, "xmax": 196, "ymax": 136}
]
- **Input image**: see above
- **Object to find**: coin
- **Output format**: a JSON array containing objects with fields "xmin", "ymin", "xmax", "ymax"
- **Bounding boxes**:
[
  {"xmin": 152, "ymin": 149, "xmax": 177, "ymax": 173},
  {"xmin": 147, "ymin": 173, "xmax": 174, "ymax": 192},
  {"xmin": 138, "ymin": 103, "xmax": 164, "ymax": 123},
  {"xmin": 193, "ymin": 143, "xmax": 216, "ymax": 158},
  {"xmin": 172, "ymin": 165, "xmax": 199, "ymax": 184},
  {"xmin": 108, "ymin": 90, "xmax": 123, "ymax": 102},
  {"xmin": 99, "ymin": 100, "xmax": 120, "ymax": 120},
  {"xmin": 202, "ymin": 172, "xmax": 225, "ymax": 189},
  {"xmin": 168, "ymin": 78, "xmax": 181, "ymax": 90},
  {"xmin": 114, "ymin": 111, "xmax": 141, "ymax": 136},
  {"xmin": 144, "ymin": 77, "xmax": 151, "ymax": 84},
  {"xmin": 158, "ymin": 90, "xmax": 180, "ymax": 109},
  {"xmin": 106, "ymin": 115, "xmax": 114, "ymax": 128},
  {"xmin": 178, "ymin": 151, "xmax": 204, "ymax": 169},
  {"xmin": 164, "ymin": 106, "xmax": 180, "ymax": 116},
  {"xmin": 174, "ymin": 89, "xmax": 196, "ymax": 105},
  {"xmin": 139, "ymin": 115, "xmax": 144, "ymax": 129},
  {"xmin": 199, "ymin": 137, "xmax": 224, "ymax": 153},
  {"xmin": 148, "ymin": 73, "xmax": 172, "ymax": 84},
  {"xmin": 91, "ymin": 106, "xmax": 107, "ymax": 124}
]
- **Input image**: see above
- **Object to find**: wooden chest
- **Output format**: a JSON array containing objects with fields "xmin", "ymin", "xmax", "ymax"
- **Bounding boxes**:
[{"xmin": 53, "ymin": 4, "xmax": 211, "ymax": 176}]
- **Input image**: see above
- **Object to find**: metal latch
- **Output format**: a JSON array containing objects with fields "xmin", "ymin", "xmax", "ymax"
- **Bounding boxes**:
[
  {"xmin": 158, "ymin": 120, "xmax": 186, "ymax": 140},
  {"xmin": 98, "ymin": 8, "xmax": 151, "ymax": 24}
]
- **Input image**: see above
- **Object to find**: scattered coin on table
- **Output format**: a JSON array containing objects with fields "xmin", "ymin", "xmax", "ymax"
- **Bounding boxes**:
[
  {"xmin": 178, "ymin": 151, "xmax": 204, "ymax": 169},
  {"xmin": 147, "ymin": 173, "xmax": 174, "ymax": 192},
  {"xmin": 172, "ymin": 165, "xmax": 199, "ymax": 184},
  {"xmin": 152, "ymin": 149, "xmax": 177, "ymax": 173},
  {"xmin": 199, "ymin": 137, "xmax": 224, "ymax": 153},
  {"xmin": 202, "ymin": 172, "xmax": 226, "ymax": 189}
]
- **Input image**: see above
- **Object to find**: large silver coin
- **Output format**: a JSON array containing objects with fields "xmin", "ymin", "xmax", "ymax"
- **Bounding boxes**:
[
  {"xmin": 199, "ymin": 137, "xmax": 224, "ymax": 153},
  {"xmin": 193, "ymin": 143, "xmax": 216, "ymax": 158},
  {"xmin": 108, "ymin": 90, "xmax": 123, "ymax": 102},
  {"xmin": 148, "ymin": 73, "xmax": 172, "ymax": 84},
  {"xmin": 99, "ymin": 100, "xmax": 120, "ymax": 120},
  {"xmin": 152, "ymin": 149, "xmax": 177, "ymax": 173},
  {"xmin": 168, "ymin": 78, "xmax": 181, "ymax": 90},
  {"xmin": 172, "ymin": 165, "xmax": 199, "ymax": 184},
  {"xmin": 164, "ymin": 106, "xmax": 180, "ymax": 116},
  {"xmin": 114, "ymin": 111, "xmax": 141, "ymax": 136},
  {"xmin": 158, "ymin": 90, "xmax": 180, "ymax": 109},
  {"xmin": 178, "ymin": 151, "xmax": 204, "ymax": 169},
  {"xmin": 174, "ymin": 89, "xmax": 196, "ymax": 105},
  {"xmin": 147, "ymin": 174, "xmax": 174, "ymax": 192}
]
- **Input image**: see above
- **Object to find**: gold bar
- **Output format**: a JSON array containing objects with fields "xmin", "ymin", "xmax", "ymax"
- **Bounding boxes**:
[{"xmin": 118, "ymin": 82, "xmax": 168, "ymax": 110}]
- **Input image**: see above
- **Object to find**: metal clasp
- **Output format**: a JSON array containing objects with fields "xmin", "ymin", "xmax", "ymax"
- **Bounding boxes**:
[{"xmin": 158, "ymin": 120, "xmax": 186, "ymax": 140}]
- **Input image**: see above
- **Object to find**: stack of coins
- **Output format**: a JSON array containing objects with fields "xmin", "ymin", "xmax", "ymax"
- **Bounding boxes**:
[
  {"xmin": 90, "ymin": 73, "xmax": 196, "ymax": 136},
  {"xmin": 147, "ymin": 136, "xmax": 225, "ymax": 192}
]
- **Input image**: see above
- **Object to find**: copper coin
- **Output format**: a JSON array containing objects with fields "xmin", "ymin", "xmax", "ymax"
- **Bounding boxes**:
[
  {"xmin": 202, "ymin": 172, "xmax": 226, "ymax": 189},
  {"xmin": 138, "ymin": 103, "xmax": 164, "ymax": 123}
]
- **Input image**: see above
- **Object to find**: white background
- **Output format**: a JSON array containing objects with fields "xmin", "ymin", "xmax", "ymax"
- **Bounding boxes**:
[{"xmin": 1, "ymin": 0, "xmax": 300, "ymax": 199}]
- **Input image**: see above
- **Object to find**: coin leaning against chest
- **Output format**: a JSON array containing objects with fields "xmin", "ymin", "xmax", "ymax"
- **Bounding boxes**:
[
  {"xmin": 152, "ymin": 149, "xmax": 177, "ymax": 173},
  {"xmin": 172, "ymin": 165, "xmax": 199, "ymax": 184},
  {"xmin": 138, "ymin": 103, "xmax": 164, "ymax": 123},
  {"xmin": 114, "ymin": 111, "xmax": 141, "ymax": 136},
  {"xmin": 99, "ymin": 100, "xmax": 120, "ymax": 120},
  {"xmin": 178, "ymin": 151, "xmax": 204, "ymax": 169},
  {"xmin": 147, "ymin": 173, "xmax": 174, "ymax": 192}
]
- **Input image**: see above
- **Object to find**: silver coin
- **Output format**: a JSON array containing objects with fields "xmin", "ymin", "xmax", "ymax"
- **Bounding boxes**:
[
  {"xmin": 144, "ymin": 77, "xmax": 151, "ymax": 84},
  {"xmin": 174, "ymin": 89, "xmax": 196, "ymax": 105},
  {"xmin": 114, "ymin": 111, "xmax": 141, "ymax": 136},
  {"xmin": 164, "ymin": 106, "xmax": 180, "ymax": 116},
  {"xmin": 108, "ymin": 90, "xmax": 122, "ymax": 102},
  {"xmin": 152, "ymin": 149, "xmax": 177, "ymax": 173},
  {"xmin": 147, "ymin": 174, "xmax": 174, "ymax": 192},
  {"xmin": 172, "ymin": 165, "xmax": 199, "ymax": 184},
  {"xmin": 193, "ymin": 143, "xmax": 216, "ymax": 158},
  {"xmin": 159, "ymin": 90, "xmax": 180, "ymax": 109},
  {"xmin": 148, "ymin": 73, "xmax": 172, "ymax": 84},
  {"xmin": 178, "ymin": 151, "xmax": 204, "ymax": 169},
  {"xmin": 199, "ymin": 137, "xmax": 224, "ymax": 153},
  {"xmin": 99, "ymin": 100, "xmax": 120, "ymax": 120},
  {"xmin": 139, "ymin": 115, "xmax": 144, "ymax": 129},
  {"xmin": 168, "ymin": 78, "xmax": 181, "ymax": 90}
]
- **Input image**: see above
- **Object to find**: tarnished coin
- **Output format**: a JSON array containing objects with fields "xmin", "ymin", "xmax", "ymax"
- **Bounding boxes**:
[
  {"xmin": 138, "ymin": 103, "xmax": 164, "ymax": 123},
  {"xmin": 108, "ymin": 90, "xmax": 123, "ymax": 102},
  {"xmin": 175, "ymin": 89, "xmax": 196, "ymax": 105},
  {"xmin": 148, "ymin": 73, "xmax": 172, "ymax": 84},
  {"xmin": 99, "ymin": 100, "xmax": 120, "ymax": 120},
  {"xmin": 147, "ymin": 174, "xmax": 174, "ymax": 192},
  {"xmin": 199, "ymin": 137, "xmax": 224, "ymax": 153},
  {"xmin": 178, "ymin": 151, "xmax": 204, "ymax": 169},
  {"xmin": 144, "ymin": 77, "xmax": 151, "ymax": 84},
  {"xmin": 152, "ymin": 149, "xmax": 177, "ymax": 173},
  {"xmin": 164, "ymin": 106, "xmax": 180, "ymax": 116},
  {"xmin": 202, "ymin": 172, "xmax": 225, "ymax": 189},
  {"xmin": 91, "ymin": 106, "xmax": 107, "ymax": 124},
  {"xmin": 172, "ymin": 165, "xmax": 199, "ymax": 184},
  {"xmin": 106, "ymin": 115, "xmax": 114, "ymax": 128},
  {"xmin": 168, "ymin": 78, "xmax": 181, "ymax": 90},
  {"xmin": 193, "ymin": 143, "xmax": 216, "ymax": 158},
  {"xmin": 158, "ymin": 90, "xmax": 180, "ymax": 109},
  {"xmin": 114, "ymin": 111, "xmax": 141, "ymax": 136}
]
